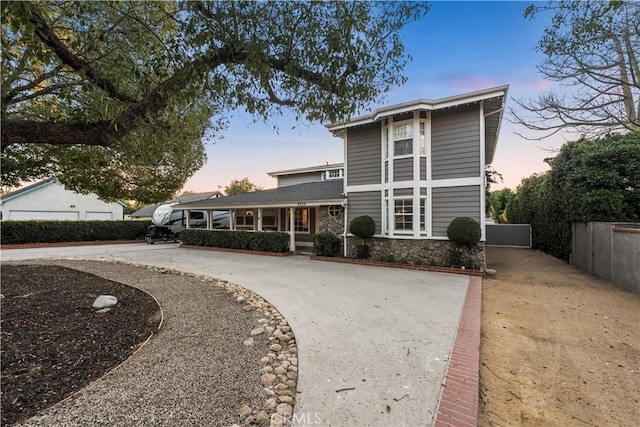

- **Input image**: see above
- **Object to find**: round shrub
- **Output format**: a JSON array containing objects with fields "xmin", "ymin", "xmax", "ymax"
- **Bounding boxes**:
[
  {"xmin": 349, "ymin": 215, "xmax": 376, "ymax": 238},
  {"xmin": 447, "ymin": 217, "xmax": 481, "ymax": 248}
]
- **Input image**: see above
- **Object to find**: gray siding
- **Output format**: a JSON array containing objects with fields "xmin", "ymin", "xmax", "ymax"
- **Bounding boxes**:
[
  {"xmin": 347, "ymin": 191, "xmax": 382, "ymax": 235},
  {"xmin": 278, "ymin": 172, "xmax": 322, "ymax": 187},
  {"xmin": 431, "ymin": 105, "xmax": 481, "ymax": 180},
  {"xmin": 420, "ymin": 157, "xmax": 427, "ymax": 180},
  {"xmin": 432, "ymin": 185, "xmax": 481, "ymax": 237},
  {"xmin": 394, "ymin": 188, "xmax": 413, "ymax": 196},
  {"xmin": 346, "ymin": 124, "xmax": 382, "ymax": 186},
  {"xmin": 393, "ymin": 158, "xmax": 413, "ymax": 181}
]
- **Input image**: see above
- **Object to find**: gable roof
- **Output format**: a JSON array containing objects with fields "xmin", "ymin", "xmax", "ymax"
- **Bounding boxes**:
[
  {"xmin": 130, "ymin": 191, "xmax": 224, "ymax": 217},
  {"xmin": 0, "ymin": 178, "xmax": 127, "ymax": 207},
  {"xmin": 173, "ymin": 180, "xmax": 344, "ymax": 210},
  {"xmin": 326, "ymin": 85, "xmax": 508, "ymax": 164},
  {"xmin": 0, "ymin": 178, "xmax": 58, "ymax": 203}
]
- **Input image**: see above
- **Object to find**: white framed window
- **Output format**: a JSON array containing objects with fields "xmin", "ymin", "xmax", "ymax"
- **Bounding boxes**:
[
  {"xmin": 419, "ymin": 122, "xmax": 426, "ymax": 155},
  {"xmin": 394, "ymin": 199, "xmax": 413, "ymax": 232},
  {"xmin": 294, "ymin": 208, "xmax": 309, "ymax": 233},
  {"xmin": 261, "ymin": 208, "xmax": 278, "ymax": 231},
  {"xmin": 327, "ymin": 205, "xmax": 341, "ymax": 217},
  {"xmin": 236, "ymin": 209, "xmax": 254, "ymax": 229},
  {"xmin": 323, "ymin": 169, "xmax": 343, "ymax": 180},
  {"xmin": 420, "ymin": 198, "xmax": 427, "ymax": 232},
  {"xmin": 393, "ymin": 122, "xmax": 413, "ymax": 156}
]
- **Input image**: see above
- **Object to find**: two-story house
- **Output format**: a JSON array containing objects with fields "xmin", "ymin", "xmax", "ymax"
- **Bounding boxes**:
[{"xmin": 174, "ymin": 85, "xmax": 508, "ymax": 268}]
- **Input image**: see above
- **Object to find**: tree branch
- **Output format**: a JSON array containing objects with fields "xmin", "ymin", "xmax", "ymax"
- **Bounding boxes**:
[{"xmin": 26, "ymin": 2, "xmax": 140, "ymax": 104}]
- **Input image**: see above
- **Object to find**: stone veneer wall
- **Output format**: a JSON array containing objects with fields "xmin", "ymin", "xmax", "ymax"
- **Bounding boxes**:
[
  {"xmin": 346, "ymin": 236, "xmax": 486, "ymax": 271},
  {"xmin": 318, "ymin": 206, "xmax": 345, "ymax": 236}
]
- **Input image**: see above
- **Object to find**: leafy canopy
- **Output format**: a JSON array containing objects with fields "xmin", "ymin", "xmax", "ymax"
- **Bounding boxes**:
[
  {"xmin": 224, "ymin": 177, "xmax": 261, "ymax": 196},
  {"xmin": 1, "ymin": 1, "xmax": 429, "ymax": 202},
  {"xmin": 506, "ymin": 131, "xmax": 640, "ymax": 260}
]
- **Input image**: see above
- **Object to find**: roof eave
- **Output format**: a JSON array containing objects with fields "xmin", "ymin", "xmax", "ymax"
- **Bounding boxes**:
[
  {"xmin": 173, "ymin": 198, "xmax": 345, "ymax": 210},
  {"xmin": 327, "ymin": 85, "xmax": 510, "ymax": 132}
]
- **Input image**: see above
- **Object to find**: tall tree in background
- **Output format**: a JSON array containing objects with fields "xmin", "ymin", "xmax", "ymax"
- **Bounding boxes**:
[
  {"xmin": 1, "ymin": 1, "xmax": 429, "ymax": 202},
  {"xmin": 510, "ymin": 1, "xmax": 639, "ymax": 139},
  {"xmin": 224, "ymin": 177, "xmax": 261, "ymax": 196}
]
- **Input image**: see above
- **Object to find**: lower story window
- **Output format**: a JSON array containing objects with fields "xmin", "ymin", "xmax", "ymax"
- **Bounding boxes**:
[
  {"xmin": 294, "ymin": 208, "xmax": 309, "ymax": 233},
  {"xmin": 394, "ymin": 199, "xmax": 413, "ymax": 231},
  {"xmin": 236, "ymin": 209, "xmax": 254, "ymax": 229},
  {"xmin": 420, "ymin": 198, "xmax": 427, "ymax": 232},
  {"xmin": 262, "ymin": 208, "xmax": 278, "ymax": 231}
]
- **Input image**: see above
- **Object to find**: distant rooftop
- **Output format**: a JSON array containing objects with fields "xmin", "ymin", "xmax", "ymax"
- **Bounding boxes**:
[
  {"xmin": 267, "ymin": 162, "xmax": 344, "ymax": 177},
  {"xmin": 130, "ymin": 191, "xmax": 223, "ymax": 217}
]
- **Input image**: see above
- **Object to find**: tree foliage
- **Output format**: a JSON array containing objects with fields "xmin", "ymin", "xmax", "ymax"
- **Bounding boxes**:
[
  {"xmin": 507, "ymin": 132, "xmax": 640, "ymax": 260},
  {"xmin": 489, "ymin": 188, "xmax": 515, "ymax": 223},
  {"xmin": 510, "ymin": 1, "xmax": 640, "ymax": 139},
  {"xmin": 224, "ymin": 177, "xmax": 261, "ymax": 196},
  {"xmin": 1, "ymin": 1, "xmax": 429, "ymax": 202}
]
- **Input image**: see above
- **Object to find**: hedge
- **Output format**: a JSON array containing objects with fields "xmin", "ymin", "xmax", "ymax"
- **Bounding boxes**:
[
  {"xmin": 180, "ymin": 229, "xmax": 290, "ymax": 252},
  {"xmin": 0, "ymin": 220, "xmax": 150, "ymax": 245}
]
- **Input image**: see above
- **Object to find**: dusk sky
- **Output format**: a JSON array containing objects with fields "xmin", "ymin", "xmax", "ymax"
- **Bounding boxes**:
[{"xmin": 183, "ymin": 1, "xmax": 565, "ymax": 194}]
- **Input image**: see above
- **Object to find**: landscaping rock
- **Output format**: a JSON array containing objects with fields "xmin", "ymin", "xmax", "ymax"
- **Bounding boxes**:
[
  {"xmin": 243, "ymin": 338, "xmax": 254, "ymax": 346},
  {"xmin": 92, "ymin": 295, "xmax": 117, "ymax": 309},
  {"xmin": 250, "ymin": 327, "xmax": 266, "ymax": 336}
]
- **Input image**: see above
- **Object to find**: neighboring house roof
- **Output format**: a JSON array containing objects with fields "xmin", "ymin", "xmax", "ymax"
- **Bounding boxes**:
[
  {"xmin": 326, "ymin": 85, "xmax": 509, "ymax": 164},
  {"xmin": 130, "ymin": 191, "xmax": 223, "ymax": 217},
  {"xmin": 174, "ymin": 180, "xmax": 344, "ymax": 210},
  {"xmin": 0, "ymin": 178, "xmax": 127, "ymax": 207},
  {"xmin": 0, "ymin": 178, "xmax": 58, "ymax": 203},
  {"xmin": 268, "ymin": 163, "xmax": 344, "ymax": 177}
]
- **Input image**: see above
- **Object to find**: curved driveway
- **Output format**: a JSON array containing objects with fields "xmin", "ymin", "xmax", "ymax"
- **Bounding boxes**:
[{"xmin": 2, "ymin": 243, "xmax": 468, "ymax": 426}]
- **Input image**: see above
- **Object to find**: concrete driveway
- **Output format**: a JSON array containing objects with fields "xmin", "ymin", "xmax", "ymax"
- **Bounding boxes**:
[{"xmin": 2, "ymin": 243, "xmax": 469, "ymax": 426}]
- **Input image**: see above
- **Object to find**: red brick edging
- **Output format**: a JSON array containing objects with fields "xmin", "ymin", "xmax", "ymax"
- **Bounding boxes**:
[
  {"xmin": 310, "ymin": 255, "xmax": 483, "ymax": 277},
  {"xmin": 179, "ymin": 244, "xmax": 292, "ymax": 257},
  {"xmin": 434, "ymin": 276, "xmax": 482, "ymax": 427}
]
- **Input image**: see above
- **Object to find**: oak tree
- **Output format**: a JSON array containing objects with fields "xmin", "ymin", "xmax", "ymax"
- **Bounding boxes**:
[{"xmin": 1, "ymin": 1, "xmax": 428, "ymax": 202}]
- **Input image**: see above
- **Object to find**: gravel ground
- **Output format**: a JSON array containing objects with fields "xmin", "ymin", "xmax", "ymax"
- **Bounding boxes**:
[{"xmin": 11, "ymin": 260, "xmax": 296, "ymax": 427}]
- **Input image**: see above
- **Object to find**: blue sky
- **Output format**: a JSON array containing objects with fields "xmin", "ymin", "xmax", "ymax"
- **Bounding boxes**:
[{"xmin": 183, "ymin": 1, "xmax": 561, "ymax": 193}]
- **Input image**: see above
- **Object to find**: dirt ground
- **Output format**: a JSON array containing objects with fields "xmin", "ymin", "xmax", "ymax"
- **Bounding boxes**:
[
  {"xmin": 480, "ymin": 247, "xmax": 640, "ymax": 427},
  {"xmin": 1, "ymin": 265, "xmax": 161, "ymax": 425}
]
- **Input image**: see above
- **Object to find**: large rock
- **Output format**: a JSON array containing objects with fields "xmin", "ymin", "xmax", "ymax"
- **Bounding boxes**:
[{"xmin": 93, "ymin": 295, "xmax": 117, "ymax": 309}]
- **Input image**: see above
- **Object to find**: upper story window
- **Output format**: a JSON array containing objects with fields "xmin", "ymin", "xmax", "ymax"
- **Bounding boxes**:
[
  {"xmin": 393, "ymin": 123, "xmax": 413, "ymax": 156},
  {"xmin": 324, "ymin": 169, "xmax": 343, "ymax": 180}
]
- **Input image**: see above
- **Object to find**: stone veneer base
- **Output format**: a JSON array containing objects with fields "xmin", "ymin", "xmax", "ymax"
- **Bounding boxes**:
[{"xmin": 310, "ymin": 255, "xmax": 483, "ymax": 277}]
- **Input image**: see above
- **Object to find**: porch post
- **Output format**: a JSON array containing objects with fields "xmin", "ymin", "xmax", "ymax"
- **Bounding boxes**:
[
  {"xmin": 185, "ymin": 210, "xmax": 191, "ymax": 229},
  {"xmin": 230, "ymin": 210, "xmax": 236, "ymax": 231},
  {"xmin": 206, "ymin": 210, "xmax": 212, "ymax": 230},
  {"xmin": 289, "ymin": 207, "xmax": 296, "ymax": 252},
  {"xmin": 257, "ymin": 208, "xmax": 263, "ymax": 231}
]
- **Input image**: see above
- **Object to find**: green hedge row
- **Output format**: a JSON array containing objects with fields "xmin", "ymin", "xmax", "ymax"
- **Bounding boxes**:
[
  {"xmin": 180, "ymin": 229, "xmax": 290, "ymax": 252},
  {"xmin": 0, "ymin": 220, "xmax": 150, "ymax": 245}
]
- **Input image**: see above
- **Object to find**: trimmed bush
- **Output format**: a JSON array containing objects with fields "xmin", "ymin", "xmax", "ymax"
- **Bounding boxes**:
[
  {"xmin": 180, "ymin": 229, "xmax": 289, "ymax": 252},
  {"xmin": 313, "ymin": 232, "xmax": 342, "ymax": 257},
  {"xmin": 349, "ymin": 215, "xmax": 376, "ymax": 238},
  {"xmin": 0, "ymin": 220, "xmax": 150, "ymax": 245},
  {"xmin": 447, "ymin": 217, "xmax": 481, "ymax": 249}
]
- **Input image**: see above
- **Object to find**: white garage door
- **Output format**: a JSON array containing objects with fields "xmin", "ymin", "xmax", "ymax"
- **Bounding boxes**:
[
  {"xmin": 86, "ymin": 212, "xmax": 113, "ymax": 220},
  {"xmin": 9, "ymin": 210, "xmax": 79, "ymax": 220}
]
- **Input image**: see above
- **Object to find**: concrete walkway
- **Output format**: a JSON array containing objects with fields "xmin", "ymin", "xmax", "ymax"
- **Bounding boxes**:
[{"xmin": 2, "ymin": 243, "xmax": 469, "ymax": 426}]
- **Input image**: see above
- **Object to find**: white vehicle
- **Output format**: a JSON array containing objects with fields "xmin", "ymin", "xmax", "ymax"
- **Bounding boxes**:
[{"xmin": 145, "ymin": 204, "xmax": 229, "ymax": 243}]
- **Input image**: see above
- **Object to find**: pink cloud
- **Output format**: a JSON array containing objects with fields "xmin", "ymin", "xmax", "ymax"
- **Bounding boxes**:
[
  {"xmin": 441, "ymin": 74, "xmax": 501, "ymax": 90},
  {"xmin": 527, "ymin": 79, "xmax": 554, "ymax": 90}
]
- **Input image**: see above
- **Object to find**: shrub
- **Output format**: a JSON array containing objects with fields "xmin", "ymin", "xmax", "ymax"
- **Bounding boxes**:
[
  {"xmin": 313, "ymin": 232, "xmax": 342, "ymax": 257},
  {"xmin": 0, "ymin": 220, "xmax": 150, "ymax": 245},
  {"xmin": 180, "ymin": 229, "xmax": 289, "ymax": 252},
  {"xmin": 349, "ymin": 215, "xmax": 376, "ymax": 238},
  {"xmin": 447, "ymin": 217, "xmax": 481, "ymax": 249}
]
